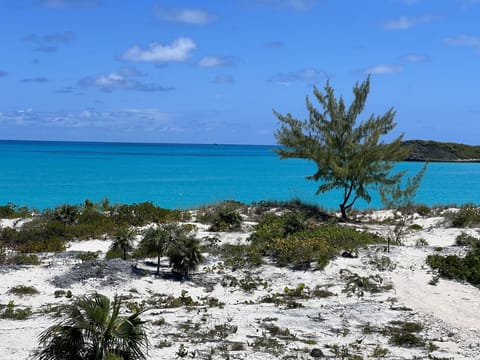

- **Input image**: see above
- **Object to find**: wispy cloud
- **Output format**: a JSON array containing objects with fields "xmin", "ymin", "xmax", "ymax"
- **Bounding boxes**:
[
  {"xmin": 198, "ymin": 56, "xmax": 235, "ymax": 68},
  {"xmin": 383, "ymin": 15, "xmax": 439, "ymax": 30},
  {"xmin": 154, "ymin": 7, "xmax": 216, "ymax": 24},
  {"xmin": 444, "ymin": 35, "xmax": 480, "ymax": 53},
  {"xmin": 401, "ymin": 54, "xmax": 430, "ymax": 62},
  {"xmin": 213, "ymin": 75, "xmax": 235, "ymax": 85},
  {"xmin": 36, "ymin": 0, "xmax": 101, "ymax": 8},
  {"xmin": 265, "ymin": 41, "xmax": 285, "ymax": 49},
  {"xmin": 21, "ymin": 77, "xmax": 49, "ymax": 83},
  {"xmin": 0, "ymin": 108, "xmax": 175, "ymax": 131},
  {"xmin": 23, "ymin": 31, "xmax": 74, "ymax": 53},
  {"xmin": 56, "ymin": 85, "xmax": 84, "ymax": 95},
  {"xmin": 246, "ymin": 0, "xmax": 322, "ymax": 11},
  {"xmin": 24, "ymin": 31, "xmax": 75, "ymax": 44},
  {"xmin": 269, "ymin": 68, "xmax": 327, "ymax": 85},
  {"xmin": 363, "ymin": 64, "xmax": 403, "ymax": 75},
  {"xmin": 78, "ymin": 67, "xmax": 173, "ymax": 92},
  {"xmin": 121, "ymin": 38, "xmax": 196, "ymax": 62},
  {"xmin": 0, "ymin": 70, "xmax": 7, "ymax": 77}
]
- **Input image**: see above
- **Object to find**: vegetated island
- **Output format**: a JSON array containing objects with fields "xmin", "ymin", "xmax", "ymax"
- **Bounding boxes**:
[{"xmin": 402, "ymin": 140, "xmax": 480, "ymax": 162}]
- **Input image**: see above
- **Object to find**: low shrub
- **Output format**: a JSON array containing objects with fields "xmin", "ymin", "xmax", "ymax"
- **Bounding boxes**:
[
  {"xmin": 455, "ymin": 232, "xmax": 480, "ymax": 247},
  {"xmin": 1, "ymin": 300, "xmax": 32, "ymax": 320},
  {"xmin": 450, "ymin": 204, "xmax": 480, "ymax": 227},
  {"xmin": 427, "ymin": 245, "xmax": 480, "ymax": 286},
  {"xmin": 8, "ymin": 285, "xmax": 39, "ymax": 296}
]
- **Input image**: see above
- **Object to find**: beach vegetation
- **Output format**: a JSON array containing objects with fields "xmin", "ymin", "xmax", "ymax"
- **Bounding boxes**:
[
  {"xmin": 426, "ymin": 244, "xmax": 480, "ymax": 286},
  {"xmin": 341, "ymin": 270, "xmax": 393, "ymax": 297},
  {"xmin": 216, "ymin": 243, "xmax": 264, "ymax": 268},
  {"xmin": 108, "ymin": 226, "xmax": 136, "ymax": 260},
  {"xmin": 274, "ymin": 76, "xmax": 410, "ymax": 220},
  {"xmin": 449, "ymin": 204, "xmax": 480, "ymax": 227},
  {"xmin": 34, "ymin": 292, "xmax": 149, "ymax": 360},
  {"xmin": 168, "ymin": 235, "xmax": 204, "ymax": 278},
  {"xmin": 1, "ymin": 300, "xmax": 32, "ymax": 320},
  {"xmin": 196, "ymin": 200, "xmax": 245, "ymax": 231},
  {"xmin": 137, "ymin": 223, "xmax": 186, "ymax": 275},
  {"xmin": 0, "ymin": 203, "xmax": 31, "ymax": 218},
  {"xmin": 4, "ymin": 253, "xmax": 41, "ymax": 265},
  {"xmin": 76, "ymin": 251, "xmax": 100, "ymax": 262},
  {"xmin": 8, "ymin": 285, "xmax": 39, "ymax": 296},
  {"xmin": 454, "ymin": 231, "xmax": 480, "ymax": 247},
  {"xmin": 250, "ymin": 218, "xmax": 381, "ymax": 269}
]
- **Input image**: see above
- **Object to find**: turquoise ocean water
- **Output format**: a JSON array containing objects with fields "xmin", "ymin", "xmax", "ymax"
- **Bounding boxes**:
[{"xmin": 0, "ymin": 140, "xmax": 479, "ymax": 210}]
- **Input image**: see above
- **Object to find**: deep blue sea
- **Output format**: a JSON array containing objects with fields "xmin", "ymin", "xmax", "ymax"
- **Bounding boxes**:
[{"xmin": 0, "ymin": 140, "xmax": 479, "ymax": 211}]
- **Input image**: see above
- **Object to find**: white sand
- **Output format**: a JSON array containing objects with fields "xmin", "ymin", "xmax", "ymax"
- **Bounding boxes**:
[{"xmin": 1, "ymin": 209, "xmax": 480, "ymax": 359}]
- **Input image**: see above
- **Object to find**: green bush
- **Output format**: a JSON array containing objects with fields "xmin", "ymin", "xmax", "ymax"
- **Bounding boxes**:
[
  {"xmin": 0, "ymin": 300, "xmax": 32, "ymax": 320},
  {"xmin": 7, "ymin": 253, "xmax": 41, "ymax": 265},
  {"xmin": 450, "ymin": 204, "xmax": 480, "ymax": 227},
  {"xmin": 197, "ymin": 201, "xmax": 245, "ymax": 232},
  {"xmin": 427, "ymin": 245, "xmax": 480, "ymax": 286},
  {"xmin": 455, "ymin": 232, "xmax": 480, "ymax": 246},
  {"xmin": 8, "ymin": 285, "xmax": 39, "ymax": 296},
  {"xmin": 0, "ymin": 203, "xmax": 31, "ymax": 218}
]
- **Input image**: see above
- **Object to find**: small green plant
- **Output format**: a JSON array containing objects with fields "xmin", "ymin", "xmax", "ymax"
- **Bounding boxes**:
[
  {"xmin": 450, "ymin": 204, "xmax": 480, "ymax": 227},
  {"xmin": 369, "ymin": 255, "xmax": 396, "ymax": 271},
  {"xmin": 455, "ymin": 232, "xmax": 480, "ymax": 246},
  {"xmin": 409, "ymin": 224, "xmax": 423, "ymax": 231},
  {"xmin": 385, "ymin": 320, "xmax": 425, "ymax": 348},
  {"xmin": 1, "ymin": 300, "xmax": 32, "ymax": 320},
  {"xmin": 8, "ymin": 253, "xmax": 41, "ymax": 265},
  {"xmin": 8, "ymin": 285, "xmax": 39, "ymax": 296},
  {"xmin": 371, "ymin": 345, "xmax": 389, "ymax": 357},
  {"xmin": 415, "ymin": 238, "xmax": 429, "ymax": 247},
  {"xmin": 341, "ymin": 270, "xmax": 393, "ymax": 297},
  {"xmin": 76, "ymin": 251, "xmax": 99, "ymax": 262}
]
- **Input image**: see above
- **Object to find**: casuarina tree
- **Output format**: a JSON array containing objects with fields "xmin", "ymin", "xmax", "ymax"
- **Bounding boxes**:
[{"xmin": 274, "ymin": 76, "xmax": 410, "ymax": 220}]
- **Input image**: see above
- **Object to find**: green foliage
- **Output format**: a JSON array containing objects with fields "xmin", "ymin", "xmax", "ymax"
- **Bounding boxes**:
[
  {"xmin": 8, "ymin": 285, "xmax": 39, "ymax": 296},
  {"xmin": 197, "ymin": 201, "xmax": 245, "ymax": 232},
  {"xmin": 274, "ymin": 76, "xmax": 409, "ymax": 219},
  {"xmin": 217, "ymin": 244, "xmax": 263, "ymax": 268},
  {"xmin": 0, "ymin": 203, "xmax": 31, "ymax": 218},
  {"xmin": 426, "ymin": 245, "xmax": 480, "ymax": 286},
  {"xmin": 341, "ymin": 270, "xmax": 393, "ymax": 297},
  {"xmin": 1, "ymin": 300, "xmax": 32, "ymax": 320},
  {"xmin": 250, "ymin": 220, "xmax": 380, "ymax": 269},
  {"xmin": 455, "ymin": 231, "xmax": 480, "ymax": 246},
  {"xmin": 109, "ymin": 226, "xmax": 136, "ymax": 260},
  {"xmin": 169, "ymin": 236, "xmax": 204, "ymax": 278},
  {"xmin": 76, "ymin": 251, "xmax": 100, "ymax": 262},
  {"xmin": 6, "ymin": 253, "xmax": 41, "ymax": 265},
  {"xmin": 111, "ymin": 202, "xmax": 182, "ymax": 226},
  {"xmin": 34, "ymin": 292, "xmax": 149, "ymax": 360},
  {"xmin": 450, "ymin": 204, "xmax": 480, "ymax": 227},
  {"xmin": 0, "ymin": 219, "xmax": 67, "ymax": 253},
  {"xmin": 386, "ymin": 321, "xmax": 425, "ymax": 348}
]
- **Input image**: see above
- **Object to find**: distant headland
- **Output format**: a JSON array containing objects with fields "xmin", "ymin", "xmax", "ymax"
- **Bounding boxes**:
[{"xmin": 402, "ymin": 140, "xmax": 480, "ymax": 162}]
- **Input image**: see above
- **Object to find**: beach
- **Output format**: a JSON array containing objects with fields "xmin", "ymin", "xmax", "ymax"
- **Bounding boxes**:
[{"xmin": 1, "ymin": 204, "xmax": 480, "ymax": 359}]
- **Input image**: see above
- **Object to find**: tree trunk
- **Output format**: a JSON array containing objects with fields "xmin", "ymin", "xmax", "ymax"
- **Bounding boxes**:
[
  {"xmin": 156, "ymin": 254, "xmax": 160, "ymax": 275},
  {"xmin": 339, "ymin": 204, "xmax": 348, "ymax": 221}
]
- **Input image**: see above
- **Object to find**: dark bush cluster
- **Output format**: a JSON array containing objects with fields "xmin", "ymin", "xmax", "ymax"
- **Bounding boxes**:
[
  {"xmin": 450, "ymin": 204, "xmax": 480, "ymax": 227},
  {"xmin": 427, "ymin": 245, "xmax": 480, "ymax": 286}
]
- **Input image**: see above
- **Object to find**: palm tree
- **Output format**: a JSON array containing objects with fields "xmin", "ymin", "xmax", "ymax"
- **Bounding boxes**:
[
  {"xmin": 35, "ymin": 292, "xmax": 148, "ymax": 360},
  {"xmin": 110, "ymin": 227, "xmax": 136, "ymax": 260},
  {"xmin": 169, "ymin": 236, "xmax": 204, "ymax": 278},
  {"xmin": 139, "ymin": 223, "xmax": 184, "ymax": 275}
]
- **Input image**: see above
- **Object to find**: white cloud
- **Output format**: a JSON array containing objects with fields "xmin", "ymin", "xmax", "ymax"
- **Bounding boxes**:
[
  {"xmin": 363, "ymin": 64, "xmax": 403, "ymax": 75},
  {"xmin": 121, "ymin": 38, "xmax": 196, "ymax": 62},
  {"xmin": 36, "ymin": 0, "xmax": 101, "ymax": 8},
  {"xmin": 247, "ymin": 0, "xmax": 321, "ymax": 11},
  {"xmin": 444, "ymin": 35, "xmax": 480, "ymax": 53},
  {"xmin": 198, "ymin": 56, "xmax": 235, "ymax": 68},
  {"xmin": 79, "ymin": 69, "xmax": 173, "ymax": 92},
  {"xmin": 155, "ymin": 7, "xmax": 216, "ymax": 24},
  {"xmin": 269, "ymin": 68, "xmax": 327, "ymax": 85},
  {"xmin": 383, "ymin": 15, "xmax": 439, "ymax": 30},
  {"xmin": 401, "ymin": 54, "xmax": 430, "ymax": 62}
]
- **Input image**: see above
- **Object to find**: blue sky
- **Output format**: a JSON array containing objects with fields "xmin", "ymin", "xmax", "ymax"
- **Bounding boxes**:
[{"xmin": 0, "ymin": 0, "xmax": 479, "ymax": 145}]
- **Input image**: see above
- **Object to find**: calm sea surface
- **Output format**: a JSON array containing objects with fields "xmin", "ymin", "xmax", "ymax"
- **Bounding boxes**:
[{"xmin": 0, "ymin": 140, "xmax": 479, "ymax": 210}]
